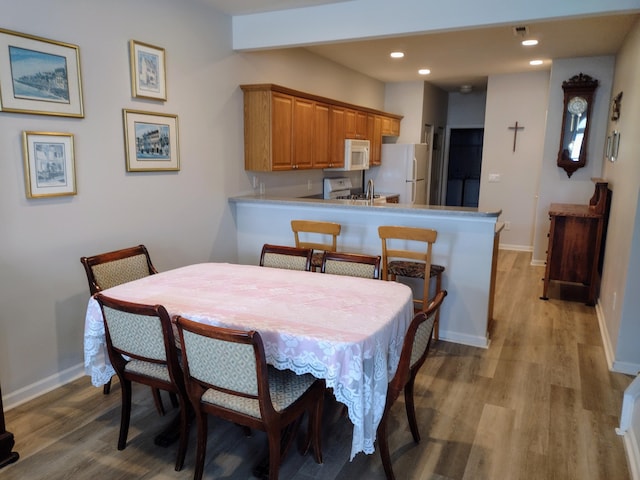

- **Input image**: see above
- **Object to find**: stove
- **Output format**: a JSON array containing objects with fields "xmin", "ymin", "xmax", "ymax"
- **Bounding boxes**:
[{"xmin": 323, "ymin": 177, "xmax": 353, "ymax": 200}]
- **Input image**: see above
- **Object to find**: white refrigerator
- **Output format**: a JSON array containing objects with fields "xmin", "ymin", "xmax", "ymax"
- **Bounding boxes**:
[{"xmin": 365, "ymin": 143, "xmax": 430, "ymax": 204}]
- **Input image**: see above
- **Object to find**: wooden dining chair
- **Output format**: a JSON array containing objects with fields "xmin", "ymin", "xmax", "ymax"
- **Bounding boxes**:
[
  {"xmin": 259, "ymin": 244, "xmax": 313, "ymax": 271},
  {"xmin": 174, "ymin": 316, "xmax": 325, "ymax": 480},
  {"xmin": 377, "ymin": 290, "xmax": 447, "ymax": 480},
  {"xmin": 378, "ymin": 226, "xmax": 446, "ymax": 340},
  {"xmin": 95, "ymin": 294, "xmax": 190, "ymax": 472},
  {"xmin": 80, "ymin": 244, "xmax": 173, "ymax": 416},
  {"xmin": 291, "ymin": 220, "xmax": 341, "ymax": 271},
  {"xmin": 321, "ymin": 251, "xmax": 381, "ymax": 279}
]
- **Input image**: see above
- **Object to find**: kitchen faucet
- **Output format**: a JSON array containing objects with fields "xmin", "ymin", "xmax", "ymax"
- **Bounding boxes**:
[{"xmin": 365, "ymin": 178, "xmax": 375, "ymax": 203}]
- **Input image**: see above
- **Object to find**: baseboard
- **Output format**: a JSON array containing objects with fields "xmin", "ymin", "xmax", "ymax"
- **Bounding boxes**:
[
  {"xmin": 596, "ymin": 301, "xmax": 640, "ymax": 375},
  {"xmin": 498, "ymin": 243, "xmax": 532, "ymax": 252},
  {"xmin": 623, "ymin": 428, "xmax": 640, "ymax": 480},
  {"xmin": 3, "ymin": 363, "xmax": 85, "ymax": 411},
  {"xmin": 439, "ymin": 330, "xmax": 490, "ymax": 349}
]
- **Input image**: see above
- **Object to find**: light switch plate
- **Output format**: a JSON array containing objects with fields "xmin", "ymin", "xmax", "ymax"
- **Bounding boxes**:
[{"xmin": 488, "ymin": 173, "xmax": 501, "ymax": 183}]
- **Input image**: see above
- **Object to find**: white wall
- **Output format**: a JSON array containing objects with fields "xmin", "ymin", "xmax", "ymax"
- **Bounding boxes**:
[
  {"xmin": 0, "ymin": 0, "xmax": 386, "ymax": 405},
  {"xmin": 478, "ymin": 71, "xmax": 550, "ymax": 250},
  {"xmin": 383, "ymin": 81, "xmax": 425, "ymax": 144},
  {"xmin": 532, "ymin": 56, "xmax": 615, "ymax": 264},
  {"xmin": 600, "ymin": 19, "xmax": 640, "ymax": 374}
]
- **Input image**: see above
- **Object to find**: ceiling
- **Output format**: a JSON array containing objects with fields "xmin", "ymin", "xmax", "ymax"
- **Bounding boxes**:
[{"xmin": 203, "ymin": 1, "xmax": 638, "ymax": 92}]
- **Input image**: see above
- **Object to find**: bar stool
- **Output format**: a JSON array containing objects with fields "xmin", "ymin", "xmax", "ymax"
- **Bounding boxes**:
[
  {"xmin": 291, "ymin": 220, "xmax": 341, "ymax": 271},
  {"xmin": 378, "ymin": 225, "xmax": 445, "ymax": 340}
]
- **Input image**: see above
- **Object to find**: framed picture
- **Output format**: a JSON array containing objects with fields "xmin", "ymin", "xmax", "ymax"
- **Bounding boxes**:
[
  {"xmin": 22, "ymin": 132, "xmax": 77, "ymax": 198},
  {"xmin": 123, "ymin": 109, "xmax": 179, "ymax": 171},
  {"xmin": 129, "ymin": 40, "xmax": 167, "ymax": 100},
  {"xmin": 0, "ymin": 28, "xmax": 84, "ymax": 117}
]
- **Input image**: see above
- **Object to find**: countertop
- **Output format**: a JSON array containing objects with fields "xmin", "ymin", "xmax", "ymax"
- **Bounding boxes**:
[{"xmin": 229, "ymin": 194, "xmax": 502, "ymax": 218}]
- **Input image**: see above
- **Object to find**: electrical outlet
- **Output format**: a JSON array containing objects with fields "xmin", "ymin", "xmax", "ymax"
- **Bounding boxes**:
[
  {"xmin": 504, "ymin": 221, "xmax": 511, "ymax": 230},
  {"xmin": 488, "ymin": 173, "xmax": 501, "ymax": 183},
  {"xmin": 307, "ymin": 179, "xmax": 312, "ymax": 191},
  {"xmin": 259, "ymin": 182, "xmax": 265, "ymax": 194},
  {"xmin": 252, "ymin": 176, "xmax": 258, "ymax": 189}
]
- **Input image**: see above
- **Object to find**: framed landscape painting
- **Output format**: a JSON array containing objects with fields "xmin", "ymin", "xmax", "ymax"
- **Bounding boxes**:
[
  {"xmin": 22, "ymin": 131, "xmax": 77, "ymax": 198},
  {"xmin": 0, "ymin": 28, "xmax": 84, "ymax": 117},
  {"xmin": 129, "ymin": 40, "xmax": 167, "ymax": 100},
  {"xmin": 123, "ymin": 109, "xmax": 179, "ymax": 171}
]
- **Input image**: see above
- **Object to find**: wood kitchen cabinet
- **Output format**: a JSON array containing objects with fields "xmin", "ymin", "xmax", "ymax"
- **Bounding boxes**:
[
  {"xmin": 241, "ymin": 84, "xmax": 402, "ymax": 172},
  {"xmin": 368, "ymin": 114, "xmax": 383, "ymax": 166},
  {"xmin": 541, "ymin": 180, "xmax": 611, "ymax": 306},
  {"xmin": 381, "ymin": 115, "xmax": 400, "ymax": 136}
]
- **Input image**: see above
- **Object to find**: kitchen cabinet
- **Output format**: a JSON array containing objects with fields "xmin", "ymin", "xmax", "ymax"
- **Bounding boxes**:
[
  {"xmin": 541, "ymin": 180, "xmax": 611, "ymax": 306},
  {"xmin": 345, "ymin": 109, "xmax": 368, "ymax": 139},
  {"xmin": 241, "ymin": 84, "xmax": 402, "ymax": 172},
  {"xmin": 328, "ymin": 106, "xmax": 346, "ymax": 168},
  {"xmin": 312, "ymin": 102, "xmax": 331, "ymax": 168},
  {"xmin": 368, "ymin": 114, "xmax": 383, "ymax": 166},
  {"xmin": 381, "ymin": 115, "xmax": 400, "ymax": 136},
  {"xmin": 292, "ymin": 97, "xmax": 315, "ymax": 169}
]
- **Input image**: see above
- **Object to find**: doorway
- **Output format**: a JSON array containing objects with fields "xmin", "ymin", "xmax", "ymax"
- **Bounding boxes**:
[{"xmin": 445, "ymin": 128, "xmax": 484, "ymax": 207}]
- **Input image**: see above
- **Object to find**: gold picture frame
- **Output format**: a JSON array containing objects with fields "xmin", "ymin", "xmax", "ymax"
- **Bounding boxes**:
[
  {"xmin": 0, "ymin": 28, "xmax": 84, "ymax": 117},
  {"xmin": 123, "ymin": 109, "xmax": 179, "ymax": 171},
  {"xmin": 129, "ymin": 40, "xmax": 167, "ymax": 100},
  {"xmin": 22, "ymin": 131, "xmax": 77, "ymax": 198}
]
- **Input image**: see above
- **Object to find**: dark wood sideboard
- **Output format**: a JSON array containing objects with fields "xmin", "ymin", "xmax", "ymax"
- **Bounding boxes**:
[
  {"xmin": 541, "ymin": 180, "xmax": 611, "ymax": 306},
  {"xmin": 0, "ymin": 383, "xmax": 19, "ymax": 468}
]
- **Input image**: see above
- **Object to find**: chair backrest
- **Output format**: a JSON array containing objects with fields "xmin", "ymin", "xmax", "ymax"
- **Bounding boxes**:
[
  {"xmin": 389, "ymin": 290, "xmax": 447, "ymax": 394},
  {"xmin": 259, "ymin": 244, "xmax": 313, "ymax": 271},
  {"xmin": 174, "ymin": 316, "xmax": 276, "ymax": 418},
  {"xmin": 378, "ymin": 225, "xmax": 437, "ymax": 282},
  {"xmin": 291, "ymin": 220, "xmax": 341, "ymax": 253},
  {"xmin": 95, "ymin": 294, "xmax": 182, "ymax": 384},
  {"xmin": 321, "ymin": 251, "xmax": 381, "ymax": 279},
  {"xmin": 80, "ymin": 244, "xmax": 157, "ymax": 294}
]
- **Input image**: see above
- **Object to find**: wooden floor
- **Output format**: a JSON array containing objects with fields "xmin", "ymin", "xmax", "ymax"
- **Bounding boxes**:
[{"xmin": 2, "ymin": 251, "xmax": 633, "ymax": 479}]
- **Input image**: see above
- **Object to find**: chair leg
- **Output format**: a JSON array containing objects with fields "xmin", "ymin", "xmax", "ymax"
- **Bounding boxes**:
[
  {"xmin": 267, "ymin": 428, "xmax": 283, "ymax": 480},
  {"xmin": 169, "ymin": 392, "xmax": 179, "ymax": 409},
  {"xmin": 193, "ymin": 410, "xmax": 208, "ymax": 480},
  {"xmin": 301, "ymin": 389, "xmax": 324, "ymax": 464},
  {"xmin": 152, "ymin": 388, "xmax": 165, "ymax": 416},
  {"xmin": 174, "ymin": 397, "xmax": 190, "ymax": 471},
  {"xmin": 404, "ymin": 373, "xmax": 421, "ymax": 444},
  {"xmin": 377, "ymin": 407, "xmax": 396, "ymax": 480},
  {"xmin": 432, "ymin": 273, "xmax": 442, "ymax": 341},
  {"xmin": 103, "ymin": 377, "xmax": 112, "ymax": 395},
  {"xmin": 117, "ymin": 379, "xmax": 133, "ymax": 450}
]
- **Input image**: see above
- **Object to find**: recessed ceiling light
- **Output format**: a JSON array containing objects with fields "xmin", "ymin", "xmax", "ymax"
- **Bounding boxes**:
[
  {"xmin": 390, "ymin": 51, "xmax": 404, "ymax": 59},
  {"xmin": 460, "ymin": 85, "xmax": 473, "ymax": 94},
  {"xmin": 418, "ymin": 68, "xmax": 431, "ymax": 75},
  {"xmin": 522, "ymin": 39, "xmax": 539, "ymax": 46},
  {"xmin": 530, "ymin": 59, "xmax": 543, "ymax": 66}
]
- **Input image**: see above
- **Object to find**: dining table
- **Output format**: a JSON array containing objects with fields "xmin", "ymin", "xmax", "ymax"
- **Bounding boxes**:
[{"xmin": 84, "ymin": 262, "xmax": 414, "ymax": 460}]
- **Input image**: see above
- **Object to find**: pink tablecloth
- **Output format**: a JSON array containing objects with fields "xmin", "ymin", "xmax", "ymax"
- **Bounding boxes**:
[{"xmin": 84, "ymin": 262, "xmax": 414, "ymax": 459}]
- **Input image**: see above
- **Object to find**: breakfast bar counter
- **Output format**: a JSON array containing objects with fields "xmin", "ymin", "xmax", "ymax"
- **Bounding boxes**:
[{"xmin": 230, "ymin": 195, "xmax": 501, "ymax": 348}]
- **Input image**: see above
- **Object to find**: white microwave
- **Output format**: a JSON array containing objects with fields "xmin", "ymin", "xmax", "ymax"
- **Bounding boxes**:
[{"xmin": 325, "ymin": 139, "xmax": 370, "ymax": 171}]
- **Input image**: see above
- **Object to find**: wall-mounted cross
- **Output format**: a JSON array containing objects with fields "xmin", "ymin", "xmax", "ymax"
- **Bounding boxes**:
[{"xmin": 508, "ymin": 121, "xmax": 525, "ymax": 152}]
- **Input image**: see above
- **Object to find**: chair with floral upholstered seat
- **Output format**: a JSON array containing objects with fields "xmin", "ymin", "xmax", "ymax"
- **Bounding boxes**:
[
  {"xmin": 377, "ymin": 290, "xmax": 447, "ymax": 480},
  {"xmin": 80, "ymin": 244, "xmax": 173, "ymax": 415},
  {"xmin": 174, "ymin": 316, "xmax": 325, "ymax": 480},
  {"xmin": 378, "ymin": 226, "xmax": 446, "ymax": 340},
  {"xmin": 95, "ymin": 294, "xmax": 190, "ymax": 472},
  {"xmin": 291, "ymin": 220, "xmax": 341, "ymax": 271}
]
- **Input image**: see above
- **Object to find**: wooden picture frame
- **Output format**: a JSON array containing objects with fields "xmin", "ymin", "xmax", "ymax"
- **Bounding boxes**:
[
  {"xmin": 0, "ymin": 28, "xmax": 84, "ymax": 117},
  {"xmin": 22, "ymin": 132, "xmax": 77, "ymax": 198},
  {"xmin": 123, "ymin": 109, "xmax": 179, "ymax": 171},
  {"xmin": 129, "ymin": 40, "xmax": 167, "ymax": 100}
]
